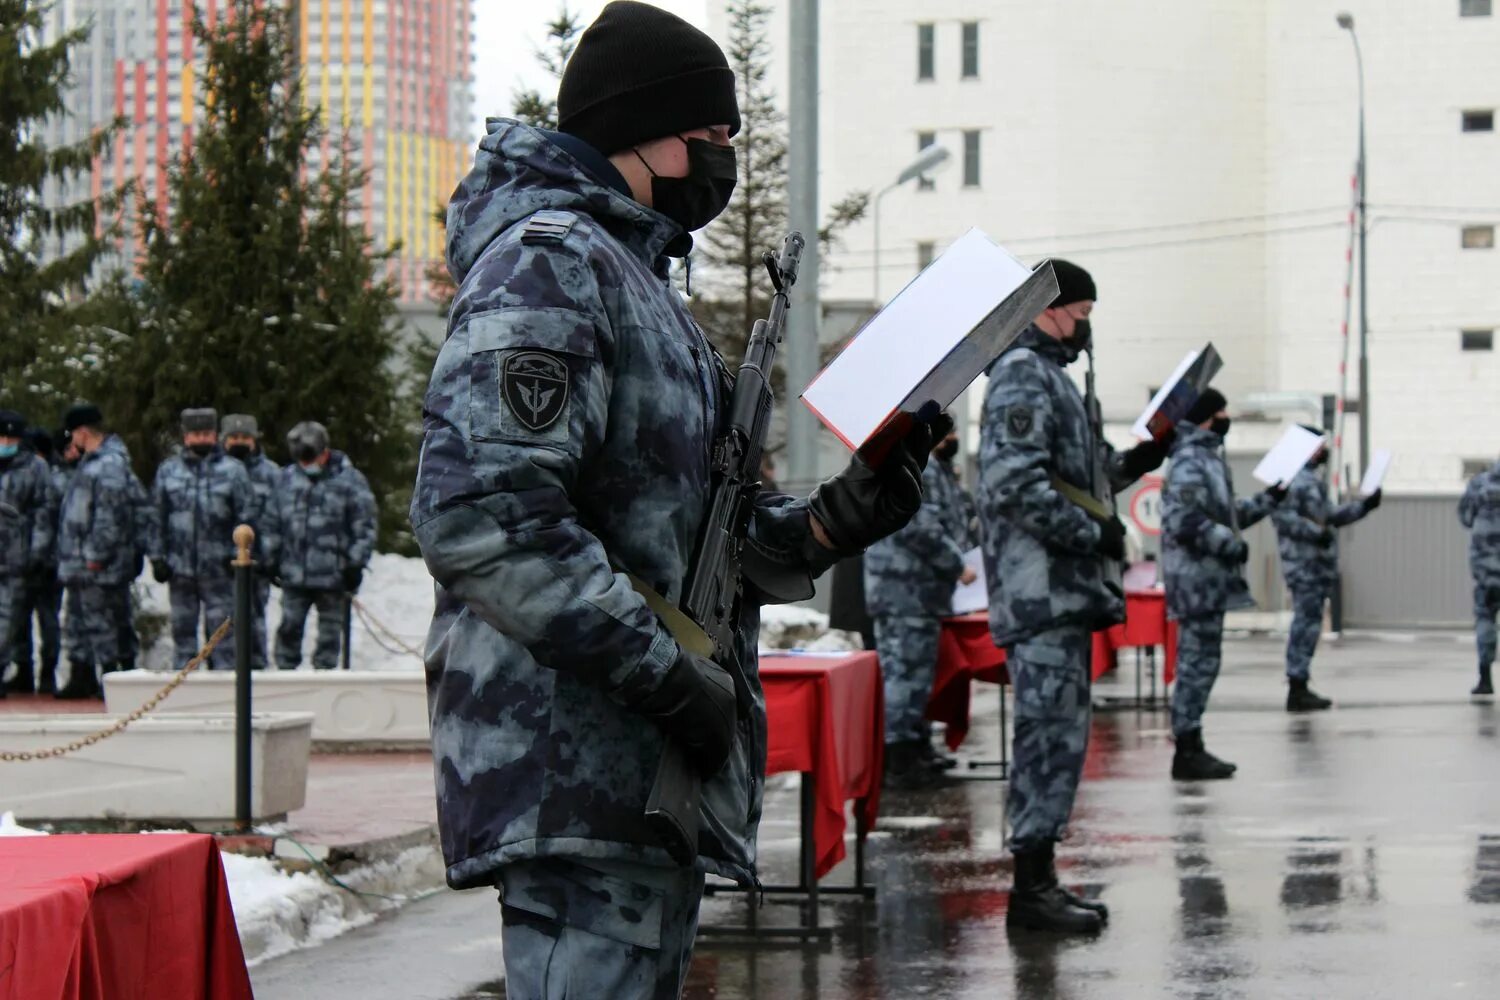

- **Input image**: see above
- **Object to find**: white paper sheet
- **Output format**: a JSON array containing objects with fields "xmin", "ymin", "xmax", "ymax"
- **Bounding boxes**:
[
  {"xmin": 1360, "ymin": 449, "xmax": 1392, "ymax": 495},
  {"xmin": 1253, "ymin": 425, "xmax": 1326, "ymax": 486},
  {"xmin": 1132, "ymin": 350, "xmax": 1198, "ymax": 440},
  {"xmin": 800, "ymin": 229, "xmax": 1034, "ymax": 450},
  {"xmin": 950, "ymin": 547, "xmax": 988, "ymax": 615}
]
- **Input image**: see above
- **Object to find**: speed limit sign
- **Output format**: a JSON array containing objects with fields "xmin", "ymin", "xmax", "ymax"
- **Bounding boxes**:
[{"xmin": 1129, "ymin": 475, "xmax": 1164, "ymax": 537}]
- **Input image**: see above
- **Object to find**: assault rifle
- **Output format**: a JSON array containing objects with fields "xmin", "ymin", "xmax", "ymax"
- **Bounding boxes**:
[
  {"xmin": 1049, "ymin": 346, "xmax": 1124, "ymax": 600},
  {"xmin": 636, "ymin": 232, "xmax": 807, "ymax": 866}
]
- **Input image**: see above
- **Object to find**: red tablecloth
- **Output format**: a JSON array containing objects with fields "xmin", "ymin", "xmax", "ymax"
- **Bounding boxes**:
[
  {"xmin": 0, "ymin": 833, "xmax": 252, "ymax": 1000},
  {"xmin": 927, "ymin": 590, "xmax": 1178, "ymax": 750},
  {"xmin": 761, "ymin": 652, "xmax": 883, "ymax": 879}
]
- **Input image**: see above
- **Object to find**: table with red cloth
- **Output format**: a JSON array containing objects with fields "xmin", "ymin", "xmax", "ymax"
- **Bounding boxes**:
[
  {"xmin": 0, "ymin": 833, "xmax": 252, "ymax": 1000},
  {"xmin": 701, "ymin": 650, "xmax": 883, "ymax": 939},
  {"xmin": 928, "ymin": 590, "xmax": 1179, "ymax": 752}
]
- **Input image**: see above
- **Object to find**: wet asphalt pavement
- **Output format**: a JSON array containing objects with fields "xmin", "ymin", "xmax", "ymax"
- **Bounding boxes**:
[{"xmin": 253, "ymin": 634, "xmax": 1500, "ymax": 999}]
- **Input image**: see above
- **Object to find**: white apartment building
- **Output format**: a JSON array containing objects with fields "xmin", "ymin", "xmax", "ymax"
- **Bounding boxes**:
[{"xmin": 708, "ymin": 0, "xmax": 1500, "ymax": 493}]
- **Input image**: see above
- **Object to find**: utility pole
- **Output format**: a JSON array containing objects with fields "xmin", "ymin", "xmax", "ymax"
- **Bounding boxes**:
[
  {"xmin": 1338, "ymin": 13, "xmax": 1370, "ymax": 474},
  {"xmin": 785, "ymin": 0, "xmax": 820, "ymax": 492}
]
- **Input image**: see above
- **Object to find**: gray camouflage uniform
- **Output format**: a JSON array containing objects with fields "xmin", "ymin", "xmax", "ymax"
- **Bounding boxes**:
[
  {"xmin": 151, "ymin": 447, "xmax": 254, "ymax": 669},
  {"xmin": 1272, "ymin": 466, "xmax": 1371, "ymax": 680},
  {"xmin": 978, "ymin": 326, "xmax": 1141, "ymax": 851},
  {"xmin": 273, "ymin": 452, "xmax": 375, "ymax": 669},
  {"xmin": 0, "ymin": 453, "xmax": 56, "ymax": 661},
  {"xmin": 57, "ymin": 435, "xmax": 149, "ymax": 667},
  {"xmin": 411, "ymin": 120, "xmax": 830, "ymax": 986},
  {"xmin": 240, "ymin": 451, "xmax": 283, "ymax": 668},
  {"xmin": 1459, "ymin": 461, "xmax": 1500, "ymax": 673},
  {"xmin": 864, "ymin": 457, "xmax": 974, "ymax": 744},
  {"xmin": 1161, "ymin": 422, "xmax": 1275, "ymax": 737}
]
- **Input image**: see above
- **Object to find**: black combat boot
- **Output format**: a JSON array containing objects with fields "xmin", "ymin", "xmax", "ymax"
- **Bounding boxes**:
[
  {"xmin": 1007, "ymin": 843, "xmax": 1104, "ymax": 934},
  {"xmin": 1172, "ymin": 729, "xmax": 1236, "ymax": 781},
  {"xmin": 1473, "ymin": 665, "xmax": 1494, "ymax": 700},
  {"xmin": 916, "ymin": 739, "xmax": 959, "ymax": 771},
  {"xmin": 54, "ymin": 661, "xmax": 101, "ymax": 701},
  {"xmin": 883, "ymin": 741, "xmax": 954, "ymax": 791},
  {"xmin": 6, "ymin": 663, "xmax": 34, "ymax": 695},
  {"xmin": 1287, "ymin": 677, "xmax": 1332, "ymax": 712},
  {"xmin": 37, "ymin": 662, "xmax": 57, "ymax": 695}
]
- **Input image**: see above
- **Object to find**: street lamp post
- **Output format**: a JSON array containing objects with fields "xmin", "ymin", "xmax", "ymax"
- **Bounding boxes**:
[
  {"xmin": 1337, "ymin": 12, "xmax": 1369, "ymax": 475},
  {"xmin": 872, "ymin": 144, "xmax": 952, "ymax": 304}
]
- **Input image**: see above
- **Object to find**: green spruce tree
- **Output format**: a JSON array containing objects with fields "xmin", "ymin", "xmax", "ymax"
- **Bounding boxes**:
[
  {"xmin": 0, "ymin": 0, "xmax": 121, "ymax": 417},
  {"xmin": 511, "ymin": 6, "xmax": 583, "ymax": 129}
]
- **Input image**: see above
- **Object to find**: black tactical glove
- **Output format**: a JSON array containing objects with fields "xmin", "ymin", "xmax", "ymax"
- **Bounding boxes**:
[
  {"xmin": 1096, "ymin": 516, "xmax": 1128, "ymax": 561},
  {"xmin": 807, "ymin": 414, "xmax": 954, "ymax": 557},
  {"xmin": 1265, "ymin": 483, "xmax": 1289, "ymax": 505},
  {"xmin": 1227, "ymin": 539, "xmax": 1250, "ymax": 564},
  {"xmin": 1316, "ymin": 527, "xmax": 1336, "ymax": 549},
  {"xmin": 633, "ymin": 649, "xmax": 738, "ymax": 779},
  {"xmin": 151, "ymin": 559, "xmax": 173, "ymax": 584},
  {"xmin": 1120, "ymin": 438, "xmax": 1170, "ymax": 481},
  {"xmin": 342, "ymin": 566, "xmax": 365, "ymax": 594},
  {"xmin": 1363, "ymin": 488, "xmax": 1382, "ymax": 512}
]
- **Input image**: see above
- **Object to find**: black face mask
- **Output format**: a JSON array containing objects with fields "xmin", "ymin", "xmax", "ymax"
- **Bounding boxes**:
[
  {"xmin": 637, "ymin": 137, "xmax": 737, "ymax": 233},
  {"xmin": 1210, "ymin": 416, "xmax": 1232, "ymax": 437},
  {"xmin": 1064, "ymin": 318, "xmax": 1092, "ymax": 355},
  {"xmin": 295, "ymin": 445, "xmax": 321, "ymax": 464},
  {"xmin": 1310, "ymin": 450, "xmax": 1329, "ymax": 468},
  {"xmin": 227, "ymin": 444, "xmax": 253, "ymax": 461},
  {"xmin": 188, "ymin": 443, "xmax": 214, "ymax": 458},
  {"xmin": 935, "ymin": 438, "xmax": 959, "ymax": 462}
]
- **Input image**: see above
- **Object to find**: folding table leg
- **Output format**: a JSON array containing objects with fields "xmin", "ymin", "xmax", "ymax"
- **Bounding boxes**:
[
  {"xmin": 961, "ymin": 680, "xmax": 1010, "ymax": 781},
  {"xmin": 802, "ymin": 771, "xmax": 819, "ymax": 932}
]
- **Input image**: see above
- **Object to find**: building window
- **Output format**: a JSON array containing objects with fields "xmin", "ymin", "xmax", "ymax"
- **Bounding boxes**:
[
  {"xmin": 1462, "ymin": 329, "xmax": 1495, "ymax": 351},
  {"xmin": 1463, "ymin": 458, "xmax": 1493, "ymax": 478},
  {"xmin": 917, "ymin": 241, "xmax": 935, "ymax": 270},
  {"xmin": 1462, "ymin": 224, "xmax": 1495, "ymax": 248},
  {"xmin": 917, "ymin": 23, "xmax": 934, "ymax": 81},
  {"xmin": 962, "ymin": 130, "xmax": 980, "ymax": 187},
  {"xmin": 961, "ymin": 22, "xmax": 979, "ymax": 79},
  {"xmin": 1462, "ymin": 109, "xmax": 1494, "ymax": 131},
  {"xmin": 1461, "ymin": 0, "xmax": 1492, "ymax": 16},
  {"xmin": 916, "ymin": 131, "xmax": 936, "ymax": 190}
]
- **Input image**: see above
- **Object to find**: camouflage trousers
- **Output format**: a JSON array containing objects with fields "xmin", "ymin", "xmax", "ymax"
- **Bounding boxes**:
[
  {"xmin": 1170, "ymin": 612, "xmax": 1225, "ymax": 737},
  {"xmin": 276, "ymin": 586, "xmax": 347, "ymax": 669},
  {"xmin": 246, "ymin": 578, "xmax": 271, "ymax": 669},
  {"xmin": 65, "ymin": 583, "xmax": 135, "ymax": 667},
  {"xmin": 1006, "ymin": 624, "xmax": 1093, "ymax": 852},
  {"xmin": 1285, "ymin": 585, "xmax": 1328, "ymax": 681},
  {"xmin": 8, "ymin": 572, "xmax": 61, "ymax": 671},
  {"xmin": 170, "ymin": 577, "xmax": 236, "ymax": 670},
  {"xmin": 1475, "ymin": 582, "xmax": 1500, "ymax": 670},
  {"xmin": 873, "ymin": 614, "xmax": 942, "ymax": 745},
  {"xmin": 0, "ymin": 577, "xmax": 18, "ymax": 663},
  {"xmin": 497, "ymin": 856, "xmax": 704, "ymax": 1000}
]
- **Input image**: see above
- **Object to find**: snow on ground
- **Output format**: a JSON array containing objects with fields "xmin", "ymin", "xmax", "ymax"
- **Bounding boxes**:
[
  {"xmin": 136, "ymin": 553, "xmax": 854, "ymax": 669},
  {"xmin": 0, "ymin": 811, "xmax": 45, "ymax": 836}
]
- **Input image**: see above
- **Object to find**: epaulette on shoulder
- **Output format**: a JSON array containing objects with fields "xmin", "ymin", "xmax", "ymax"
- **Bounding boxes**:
[{"xmin": 520, "ymin": 210, "xmax": 578, "ymax": 245}]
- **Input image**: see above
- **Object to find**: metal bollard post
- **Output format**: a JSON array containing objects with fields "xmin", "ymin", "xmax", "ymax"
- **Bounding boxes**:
[
  {"xmin": 341, "ymin": 594, "xmax": 353, "ymax": 670},
  {"xmin": 233, "ymin": 524, "xmax": 255, "ymax": 832}
]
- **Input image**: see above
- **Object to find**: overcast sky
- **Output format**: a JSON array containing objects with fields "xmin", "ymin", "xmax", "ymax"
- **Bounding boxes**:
[{"xmin": 472, "ymin": 1, "xmax": 709, "ymax": 140}]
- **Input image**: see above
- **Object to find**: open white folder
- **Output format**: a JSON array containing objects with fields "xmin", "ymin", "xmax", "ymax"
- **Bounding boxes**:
[
  {"xmin": 950, "ymin": 547, "xmax": 988, "ymax": 615},
  {"xmin": 801, "ymin": 229, "xmax": 1058, "ymax": 454},
  {"xmin": 1253, "ymin": 425, "xmax": 1326, "ymax": 486},
  {"xmin": 1360, "ymin": 449, "xmax": 1393, "ymax": 495}
]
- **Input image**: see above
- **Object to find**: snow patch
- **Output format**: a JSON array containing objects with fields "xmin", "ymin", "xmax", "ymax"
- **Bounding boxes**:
[{"xmin": 0, "ymin": 812, "xmax": 46, "ymax": 837}]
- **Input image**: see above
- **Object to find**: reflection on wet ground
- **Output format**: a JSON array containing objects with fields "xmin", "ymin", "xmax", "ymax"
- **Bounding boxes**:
[{"xmin": 684, "ymin": 638, "xmax": 1500, "ymax": 999}]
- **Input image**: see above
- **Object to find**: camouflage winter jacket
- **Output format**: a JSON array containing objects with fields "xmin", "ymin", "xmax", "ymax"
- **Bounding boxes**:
[
  {"xmin": 1272, "ymin": 466, "xmax": 1369, "ymax": 591},
  {"xmin": 151, "ymin": 448, "xmax": 254, "ymax": 580},
  {"xmin": 0, "ymin": 452, "xmax": 56, "ymax": 576},
  {"xmin": 1460, "ymin": 460, "xmax": 1500, "ymax": 589},
  {"xmin": 411, "ymin": 119, "xmax": 829, "ymax": 890},
  {"xmin": 57, "ymin": 435, "xmax": 150, "ymax": 586},
  {"xmin": 1161, "ymin": 422, "xmax": 1275, "ymax": 620},
  {"xmin": 978, "ymin": 327, "xmax": 1136, "ymax": 647},
  {"xmin": 273, "ymin": 451, "xmax": 376, "ymax": 591},
  {"xmin": 865, "ymin": 458, "xmax": 974, "ymax": 617},
  {"xmin": 239, "ymin": 452, "xmax": 283, "ymax": 569}
]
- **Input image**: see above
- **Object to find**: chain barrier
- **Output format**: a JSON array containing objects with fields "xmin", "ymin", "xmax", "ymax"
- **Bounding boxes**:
[
  {"xmin": 350, "ymin": 598, "xmax": 425, "ymax": 661},
  {"xmin": 0, "ymin": 618, "xmax": 234, "ymax": 763}
]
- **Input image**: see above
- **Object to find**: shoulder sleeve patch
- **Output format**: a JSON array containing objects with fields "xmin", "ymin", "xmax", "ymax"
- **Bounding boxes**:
[
  {"xmin": 520, "ymin": 210, "xmax": 577, "ymax": 245},
  {"xmin": 1006, "ymin": 404, "xmax": 1034, "ymax": 439}
]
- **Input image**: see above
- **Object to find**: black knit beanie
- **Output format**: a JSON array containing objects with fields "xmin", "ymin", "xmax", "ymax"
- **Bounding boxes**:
[
  {"xmin": 1185, "ymin": 388, "xmax": 1228, "ymax": 425},
  {"xmin": 1047, "ymin": 259, "xmax": 1097, "ymax": 308},
  {"xmin": 558, "ymin": 1, "xmax": 741, "ymax": 156}
]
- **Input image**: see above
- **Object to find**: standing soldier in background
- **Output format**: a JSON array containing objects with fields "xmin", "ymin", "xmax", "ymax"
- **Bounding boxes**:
[
  {"xmin": 223, "ymin": 414, "xmax": 282, "ymax": 669},
  {"xmin": 865, "ymin": 418, "xmax": 974, "ymax": 789},
  {"xmin": 54, "ymin": 404, "xmax": 149, "ymax": 700},
  {"xmin": 978, "ymin": 260, "xmax": 1169, "ymax": 934},
  {"xmin": 0, "ymin": 412, "xmax": 56, "ymax": 700},
  {"xmin": 1459, "ymin": 456, "xmax": 1500, "ymax": 699},
  {"xmin": 273, "ymin": 421, "xmax": 376, "ymax": 670},
  {"xmin": 149, "ymin": 408, "xmax": 254, "ymax": 671},
  {"xmin": 5, "ymin": 426, "xmax": 62, "ymax": 694},
  {"xmin": 1160, "ymin": 390, "xmax": 1283, "ymax": 780},
  {"xmin": 51, "ymin": 429, "xmax": 85, "ymax": 695},
  {"xmin": 1271, "ymin": 430, "xmax": 1381, "ymax": 712}
]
